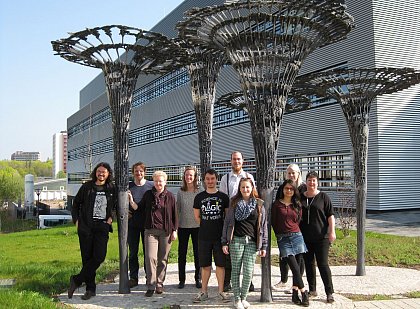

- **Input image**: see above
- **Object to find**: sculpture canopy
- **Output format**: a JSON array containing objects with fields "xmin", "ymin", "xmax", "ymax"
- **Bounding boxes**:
[{"xmin": 52, "ymin": 25, "xmax": 187, "ymax": 74}]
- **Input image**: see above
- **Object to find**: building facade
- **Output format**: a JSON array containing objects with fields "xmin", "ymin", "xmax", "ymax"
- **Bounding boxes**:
[
  {"xmin": 11, "ymin": 151, "xmax": 40, "ymax": 161},
  {"xmin": 66, "ymin": 0, "xmax": 420, "ymax": 211},
  {"xmin": 52, "ymin": 131, "xmax": 68, "ymax": 178}
]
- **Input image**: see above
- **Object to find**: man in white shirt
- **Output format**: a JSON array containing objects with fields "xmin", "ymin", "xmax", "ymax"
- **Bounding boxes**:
[{"xmin": 219, "ymin": 151, "xmax": 256, "ymax": 292}]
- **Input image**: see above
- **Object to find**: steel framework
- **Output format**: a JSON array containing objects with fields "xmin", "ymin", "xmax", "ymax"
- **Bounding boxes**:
[
  {"xmin": 179, "ymin": 0, "xmax": 354, "ymax": 301},
  {"xmin": 299, "ymin": 67, "xmax": 420, "ymax": 276},
  {"xmin": 52, "ymin": 25, "xmax": 186, "ymax": 293}
]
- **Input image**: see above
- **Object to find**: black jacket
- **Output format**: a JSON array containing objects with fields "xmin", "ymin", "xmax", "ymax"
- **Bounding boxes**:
[{"xmin": 71, "ymin": 181, "xmax": 117, "ymax": 234}]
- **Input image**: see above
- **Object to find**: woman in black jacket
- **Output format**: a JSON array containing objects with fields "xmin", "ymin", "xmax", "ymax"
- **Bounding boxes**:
[{"xmin": 68, "ymin": 162, "xmax": 117, "ymax": 300}]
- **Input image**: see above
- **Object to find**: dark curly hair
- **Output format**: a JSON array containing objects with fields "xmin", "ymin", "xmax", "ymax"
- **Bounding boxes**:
[{"xmin": 90, "ymin": 162, "xmax": 113, "ymax": 184}]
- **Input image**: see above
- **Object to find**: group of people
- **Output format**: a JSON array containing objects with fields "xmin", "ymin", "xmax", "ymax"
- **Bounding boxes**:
[{"xmin": 67, "ymin": 153, "xmax": 336, "ymax": 309}]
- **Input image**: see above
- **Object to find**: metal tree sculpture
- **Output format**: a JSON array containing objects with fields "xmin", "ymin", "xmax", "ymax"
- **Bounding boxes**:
[
  {"xmin": 300, "ymin": 67, "xmax": 420, "ymax": 276},
  {"xmin": 52, "ymin": 25, "xmax": 186, "ymax": 293},
  {"xmin": 216, "ymin": 88, "xmax": 313, "ymax": 114},
  {"xmin": 180, "ymin": 0, "xmax": 354, "ymax": 301},
  {"xmin": 175, "ymin": 36, "xmax": 226, "ymax": 178}
]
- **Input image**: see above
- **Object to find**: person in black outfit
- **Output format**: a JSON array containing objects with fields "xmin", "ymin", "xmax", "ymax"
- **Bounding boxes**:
[
  {"xmin": 300, "ymin": 171, "xmax": 336, "ymax": 303},
  {"xmin": 68, "ymin": 162, "xmax": 117, "ymax": 300},
  {"xmin": 127, "ymin": 162, "xmax": 154, "ymax": 288}
]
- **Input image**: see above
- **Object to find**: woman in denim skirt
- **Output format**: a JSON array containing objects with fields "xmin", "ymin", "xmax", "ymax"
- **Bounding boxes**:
[{"xmin": 272, "ymin": 179, "xmax": 309, "ymax": 307}]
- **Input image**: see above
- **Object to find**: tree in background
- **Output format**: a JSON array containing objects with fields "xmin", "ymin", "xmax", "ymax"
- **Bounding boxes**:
[
  {"xmin": 56, "ymin": 171, "xmax": 67, "ymax": 179},
  {"xmin": 0, "ymin": 167, "xmax": 24, "ymax": 205}
]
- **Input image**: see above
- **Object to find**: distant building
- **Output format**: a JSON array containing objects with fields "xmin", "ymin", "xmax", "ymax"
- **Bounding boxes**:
[
  {"xmin": 11, "ymin": 151, "xmax": 40, "ymax": 161},
  {"xmin": 52, "ymin": 131, "xmax": 67, "ymax": 178}
]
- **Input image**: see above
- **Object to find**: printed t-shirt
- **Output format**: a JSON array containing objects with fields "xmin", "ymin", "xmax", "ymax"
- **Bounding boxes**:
[{"xmin": 193, "ymin": 190, "xmax": 229, "ymax": 241}]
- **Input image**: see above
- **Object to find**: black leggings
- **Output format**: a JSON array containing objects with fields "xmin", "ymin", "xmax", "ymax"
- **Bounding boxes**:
[
  {"xmin": 280, "ymin": 254, "xmax": 305, "ymax": 283},
  {"xmin": 285, "ymin": 254, "xmax": 305, "ymax": 289},
  {"xmin": 303, "ymin": 238, "xmax": 334, "ymax": 294}
]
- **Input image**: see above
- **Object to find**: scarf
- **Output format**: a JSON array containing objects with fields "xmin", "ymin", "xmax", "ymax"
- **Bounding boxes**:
[
  {"xmin": 235, "ymin": 198, "xmax": 257, "ymax": 221},
  {"xmin": 152, "ymin": 187, "xmax": 167, "ymax": 210}
]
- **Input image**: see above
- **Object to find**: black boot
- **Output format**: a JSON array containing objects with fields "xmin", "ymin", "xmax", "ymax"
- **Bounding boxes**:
[
  {"xmin": 301, "ymin": 290, "xmax": 309, "ymax": 307},
  {"xmin": 292, "ymin": 289, "xmax": 301, "ymax": 305}
]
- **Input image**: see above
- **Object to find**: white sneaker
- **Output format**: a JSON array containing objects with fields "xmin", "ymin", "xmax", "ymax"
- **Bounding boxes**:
[
  {"xmin": 234, "ymin": 300, "xmax": 244, "ymax": 309},
  {"xmin": 241, "ymin": 299, "xmax": 251, "ymax": 308},
  {"xmin": 274, "ymin": 281, "xmax": 287, "ymax": 289}
]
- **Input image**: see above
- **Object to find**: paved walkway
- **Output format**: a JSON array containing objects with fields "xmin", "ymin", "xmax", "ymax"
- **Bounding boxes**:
[
  {"xmin": 59, "ymin": 263, "xmax": 420, "ymax": 309},
  {"xmin": 58, "ymin": 210, "xmax": 420, "ymax": 309}
]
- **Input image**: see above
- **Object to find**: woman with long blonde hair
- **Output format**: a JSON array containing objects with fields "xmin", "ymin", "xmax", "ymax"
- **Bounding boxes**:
[{"xmin": 177, "ymin": 166, "xmax": 201, "ymax": 289}]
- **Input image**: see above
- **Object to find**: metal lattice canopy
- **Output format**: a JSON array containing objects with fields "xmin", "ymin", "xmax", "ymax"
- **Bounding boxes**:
[
  {"xmin": 52, "ymin": 25, "xmax": 187, "ymax": 74},
  {"xmin": 299, "ymin": 67, "xmax": 420, "ymax": 119},
  {"xmin": 216, "ymin": 85, "xmax": 313, "ymax": 113},
  {"xmin": 52, "ymin": 25, "xmax": 188, "ymax": 295},
  {"xmin": 179, "ymin": 0, "xmax": 354, "ymax": 93},
  {"xmin": 300, "ymin": 66, "xmax": 420, "ymax": 277}
]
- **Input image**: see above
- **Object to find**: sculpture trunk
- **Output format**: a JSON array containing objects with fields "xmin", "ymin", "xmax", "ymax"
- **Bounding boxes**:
[
  {"xmin": 344, "ymin": 101, "xmax": 370, "ymax": 276},
  {"xmin": 106, "ymin": 72, "xmax": 138, "ymax": 294},
  {"xmin": 246, "ymin": 93, "xmax": 286, "ymax": 302},
  {"xmin": 188, "ymin": 54, "xmax": 223, "ymax": 178}
]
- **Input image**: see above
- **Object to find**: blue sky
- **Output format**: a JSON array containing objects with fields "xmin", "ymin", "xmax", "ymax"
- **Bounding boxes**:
[{"xmin": 0, "ymin": 0, "xmax": 183, "ymax": 161}]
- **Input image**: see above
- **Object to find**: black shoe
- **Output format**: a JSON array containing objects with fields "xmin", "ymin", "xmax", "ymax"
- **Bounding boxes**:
[
  {"xmin": 145, "ymin": 289, "xmax": 154, "ymax": 297},
  {"xmin": 195, "ymin": 280, "xmax": 202, "ymax": 289},
  {"xmin": 223, "ymin": 282, "xmax": 232, "ymax": 292},
  {"xmin": 301, "ymin": 290, "xmax": 309, "ymax": 307},
  {"xmin": 327, "ymin": 294, "xmax": 335, "ymax": 303},
  {"xmin": 68, "ymin": 275, "xmax": 78, "ymax": 299},
  {"xmin": 129, "ymin": 278, "xmax": 138, "ymax": 288},
  {"xmin": 178, "ymin": 281, "xmax": 185, "ymax": 289},
  {"xmin": 248, "ymin": 281, "xmax": 255, "ymax": 292},
  {"xmin": 81, "ymin": 290, "xmax": 96, "ymax": 300},
  {"xmin": 292, "ymin": 289, "xmax": 301, "ymax": 305}
]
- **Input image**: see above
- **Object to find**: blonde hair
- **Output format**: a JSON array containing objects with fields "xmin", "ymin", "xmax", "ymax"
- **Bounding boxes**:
[
  {"xmin": 153, "ymin": 170, "xmax": 168, "ymax": 181},
  {"xmin": 286, "ymin": 164, "xmax": 304, "ymax": 187}
]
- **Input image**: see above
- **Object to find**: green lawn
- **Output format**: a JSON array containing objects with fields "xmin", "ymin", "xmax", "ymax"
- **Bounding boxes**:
[{"xmin": 0, "ymin": 225, "xmax": 419, "ymax": 308}]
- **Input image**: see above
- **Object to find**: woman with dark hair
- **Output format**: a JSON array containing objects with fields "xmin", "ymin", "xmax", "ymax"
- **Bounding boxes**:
[
  {"xmin": 300, "ymin": 171, "xmax": 336, "ymax": 303},
  {"xmin": 176, "ymin": 166, "xmax": 201, "ymax": 289},
  {"xmin": 272, "ymin": 179, "xmax": 309, "ymax": 306},
  {"xmin": 274, "ymin": 164, "xmax": 306, "ymax": 290},
  {"xmin": 68, "ymin": 162, "xmax": 117, "ymax": 301},
  {"xmin": 221, "ymin": 178, "xmax": 268, "ymax": 309}
]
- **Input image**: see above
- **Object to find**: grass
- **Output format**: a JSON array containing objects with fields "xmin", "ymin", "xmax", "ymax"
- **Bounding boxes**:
[{"xmin": 0, "ymin": 225, "xmax": 419, "ymax": 308}]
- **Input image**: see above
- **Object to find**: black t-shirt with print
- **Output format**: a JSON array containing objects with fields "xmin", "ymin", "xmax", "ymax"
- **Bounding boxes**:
[
  {"xmin": 93, "ymin": 185, "xmax": 107, "ymax": 220},
  {"xmin": 193, "ymin": 190, "xmax": 229, "ymax": 241}
]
